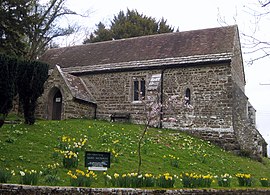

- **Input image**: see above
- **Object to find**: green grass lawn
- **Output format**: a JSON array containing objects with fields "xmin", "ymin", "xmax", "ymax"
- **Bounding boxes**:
[{"xmin": 0, "ymin": 117, "xmax": 270, "ymax": 188}]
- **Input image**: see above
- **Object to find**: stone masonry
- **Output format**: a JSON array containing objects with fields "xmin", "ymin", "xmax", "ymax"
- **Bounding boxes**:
[
  {"xmin": 36, "ymin": 66, "xmax": 96, "ymax": 120},
  {"xmin": 1, "ymin": 184, "xmax": 270, "ymax": 195},
  {"xmin": 37, "ymin": 25, "xmax": 267, "ymax": 157}
]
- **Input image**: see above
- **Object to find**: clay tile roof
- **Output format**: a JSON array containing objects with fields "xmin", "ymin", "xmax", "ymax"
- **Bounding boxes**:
[
  {"xmin": 56, "ymin": 66, "xmax": 96, "ymax": 103},
  {"xmin": 40, "ymin": 25, "xmax": 238, "ymax": 70}
]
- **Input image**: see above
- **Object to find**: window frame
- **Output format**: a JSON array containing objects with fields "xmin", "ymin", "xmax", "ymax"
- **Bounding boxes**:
[
  {"xmin": 132, "ymin": 77, "xmax": 146, "ymax": 102},
  {"xmin": 184, "ymin": 88, "xmax": 191, "ymax": 105}
]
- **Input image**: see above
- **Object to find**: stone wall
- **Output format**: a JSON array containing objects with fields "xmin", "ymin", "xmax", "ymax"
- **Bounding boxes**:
[
  {"xmin": 230, "ymin": 27, "xmax": 246, "ymax": 92},
  {"xmin": 162, "ymin": 63, "xmax": 233, "ymax": 131},
  {"xmin": 1, "ymin": 184, "xmax": 270, "ymax": 195},
  {"xmin": 64, "ymin": 99, "xmax": 96, "ymax": 119},
  {"xmin": 232, "ymin": 82, "xmax": 267, "ymax": 158},
  {"xmin": 187, "ymin": 130, "xmax": 240, "ymax": 151},
  {"xmin": 36, "ymin": 67, "xmax": 96, "ymax": 120},
  {"xmin": 81, "ymin": 69, "xmax": 161, "ymax": 121},
  {"xmin": 78, "ymin": 62, "xmax": 266, "ymax": 156},
  {"xmin": 82, "ymin": 63, "xmax": 234, "ymax": 132},
  {"xmin": 35, "ymin": 60, "xmax": 266, "ymax": 157}
]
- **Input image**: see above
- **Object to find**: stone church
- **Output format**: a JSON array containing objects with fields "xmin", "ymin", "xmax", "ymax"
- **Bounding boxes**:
[{"xmin": 37, "ymin": 25, "xmax": 267, "ymax": 157}]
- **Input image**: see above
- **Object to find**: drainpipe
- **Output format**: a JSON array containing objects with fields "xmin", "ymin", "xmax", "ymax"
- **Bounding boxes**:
[
  {"xmin": 159, "ymin": 69, "xmax": 165, "ymax": 128},
  {"xmin": 93, "ymin": 103, "xmax": 97, "ymax": 119}
]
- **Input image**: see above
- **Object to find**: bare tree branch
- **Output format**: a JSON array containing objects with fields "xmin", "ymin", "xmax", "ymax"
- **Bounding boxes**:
[
  {"xmin": 25, "ymin": 0, "xmax": 82, "ymax": 60},
  {"xmin": 259, "ymin": 0, "xmax": 270, "ymax": 7},
  {"xmin": 238, "ymin": 1, "xmax": 270, "ymax": 64}
]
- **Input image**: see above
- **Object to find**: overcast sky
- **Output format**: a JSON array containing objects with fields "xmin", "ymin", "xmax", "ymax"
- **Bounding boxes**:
[{"xmin": 59, "ymin": 0, "xmax": 270, "ymax": 150}]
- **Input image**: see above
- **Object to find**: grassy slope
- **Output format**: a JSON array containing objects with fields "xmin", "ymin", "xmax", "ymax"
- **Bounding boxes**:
[{"xmin": 0, "ymin": 118, "xmax": 270, "ymax": 188}]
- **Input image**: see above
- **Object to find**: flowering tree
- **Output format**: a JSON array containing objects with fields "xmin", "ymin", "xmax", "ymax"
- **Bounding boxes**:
[
  {"xmin": 137, "ymin": 90, "xmax": 193, "ymax": 173},
  {"xmin": 137, "ymin": 92, "xmax": 161, "ymax": 173}
]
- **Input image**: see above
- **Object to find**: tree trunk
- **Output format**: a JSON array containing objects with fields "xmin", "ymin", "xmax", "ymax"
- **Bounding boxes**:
[
  {"xmin": 0, "ymin": 114, "xmax": 7, "ymax": 128},
  {"xmin": 137, "ymin": 122, "xmax": 149, "ymax": 174},
  {"xmin": 0, "ymin": 119, "xmax": 4, "ymax": 128}
]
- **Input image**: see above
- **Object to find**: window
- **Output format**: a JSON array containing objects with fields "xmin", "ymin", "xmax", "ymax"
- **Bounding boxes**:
[
  {"xmin": 140, "ymin": 79, "xmax": 145, "ymax": 97},
  {"xmin": 134, "ymin": 80, "xmax": 139, "ymax": 101},
  {"xmin": 185, "ymin": 88, "xmax": 191, "ymax": 105},
  {"xmin": 133, "ymin": 78, "xmax": 145, "ymax": 101}
]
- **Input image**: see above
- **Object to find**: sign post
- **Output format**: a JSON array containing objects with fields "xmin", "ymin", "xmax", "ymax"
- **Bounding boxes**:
[{"xmin": 85, "ymin": 151, "xmax": 111, "ymax": 171}]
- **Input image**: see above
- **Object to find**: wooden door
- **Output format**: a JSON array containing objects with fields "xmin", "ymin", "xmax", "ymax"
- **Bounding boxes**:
[{"xmin": 52, "ymin": 90, "xmax": 62, "ymax": 120}]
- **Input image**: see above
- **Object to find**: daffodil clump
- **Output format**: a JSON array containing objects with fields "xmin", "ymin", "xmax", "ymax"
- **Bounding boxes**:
[
  {"xmin": 107, "ymin": 148, "xmax": 119, "ymax": 163},
  {"xmin": 67, "ymin": 169, "xmax": 97, "ymax": 187},
  {"xmin": 156, "ymin": 173, "xmax": 176, "ymax": 188},
  {"xmin": 54, "ymin": 135, "xmax": 88, "ymax": 169},
  {"xmin": 0, "ymin": 168, "xmax": 15, "ymax": 183},
  {"xmin": 105, "ymin": 172, "xmax": 145, "ymax": 187},
  {"xmin": 41, "ymin": 163, "xmax": 61, "ymax": 185},
  {"xmin": 260, "ymin": 177, "xmax": 269, "ymax": 187},
  {"xmin": 104, "ymin": 173, "xmax": 155, "ymax": 188},
  {"xmin": 104, "ymin": 172, "xmax": 174, "ymax": 188},
  {"xmin": 163, "ymin": 154, "xmax": 180, "ymax": 168},
  {"xmin": 235, "ymin": 173, "xmax": 252, "ymax": 187},
  {"xmin": 143, "ymin": 173, "xmax": 155, "ymax": 187},
  {"xmin": 58, "ymin": 135, "xmax": 88, "ymax": 152},
  {"xmin": 54, "ymin": 148, "xmax": 79, "ymax": 168},
  {"xmin": 215, "ymin": 173, "xmax": 232, "ymax": 187},
  {"xmin": 62, "ymin": 150, "xmax": 78, "ymax": 168},
  {"xmin": 41, "ymin": 163, "xmax": 60, "ymax": 176},
  {"xmin": 201, "ymin": 153, "xmax": 208, "ymax": 163},
  {"xmin": 19, "ymin": 169, "xmax": 41, "ymax": 185},
  {"xmin": 180, "ymin": 172, "xmax": 213, "ymax": 188},
  {"xmin": 193, "ymin": 150, "xmax": 208, "ymax": 163}
]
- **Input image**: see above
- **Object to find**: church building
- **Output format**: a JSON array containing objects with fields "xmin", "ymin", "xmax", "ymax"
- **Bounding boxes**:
[{"xmin": 37, "ymin": 25, "xmax": 267, "ymax": 157}]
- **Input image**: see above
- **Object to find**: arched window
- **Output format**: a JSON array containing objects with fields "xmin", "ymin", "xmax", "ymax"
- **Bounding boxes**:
[{"xmin": 185, "ymin": 88, "xmax": 191, "ymax": 105}]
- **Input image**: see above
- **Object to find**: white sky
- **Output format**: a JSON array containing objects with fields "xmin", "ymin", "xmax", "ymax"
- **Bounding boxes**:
[{"xmin": 59, "ymin": 0, "xmax": 270, "ymax": 151}]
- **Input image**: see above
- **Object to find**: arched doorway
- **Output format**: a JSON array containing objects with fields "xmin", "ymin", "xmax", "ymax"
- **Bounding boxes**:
[{"xmin": 50, "ymin": 88, "xmax": 62, "ymax": 120}]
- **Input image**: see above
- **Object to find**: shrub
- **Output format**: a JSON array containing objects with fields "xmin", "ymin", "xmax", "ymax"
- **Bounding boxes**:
[
  {"xmin": 17, "ymin": 60, "xmax": 49, "ymax": 125},
  {"xmin": 0, "ymin": 54, "xmax": 18, "ymax": 128}
]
